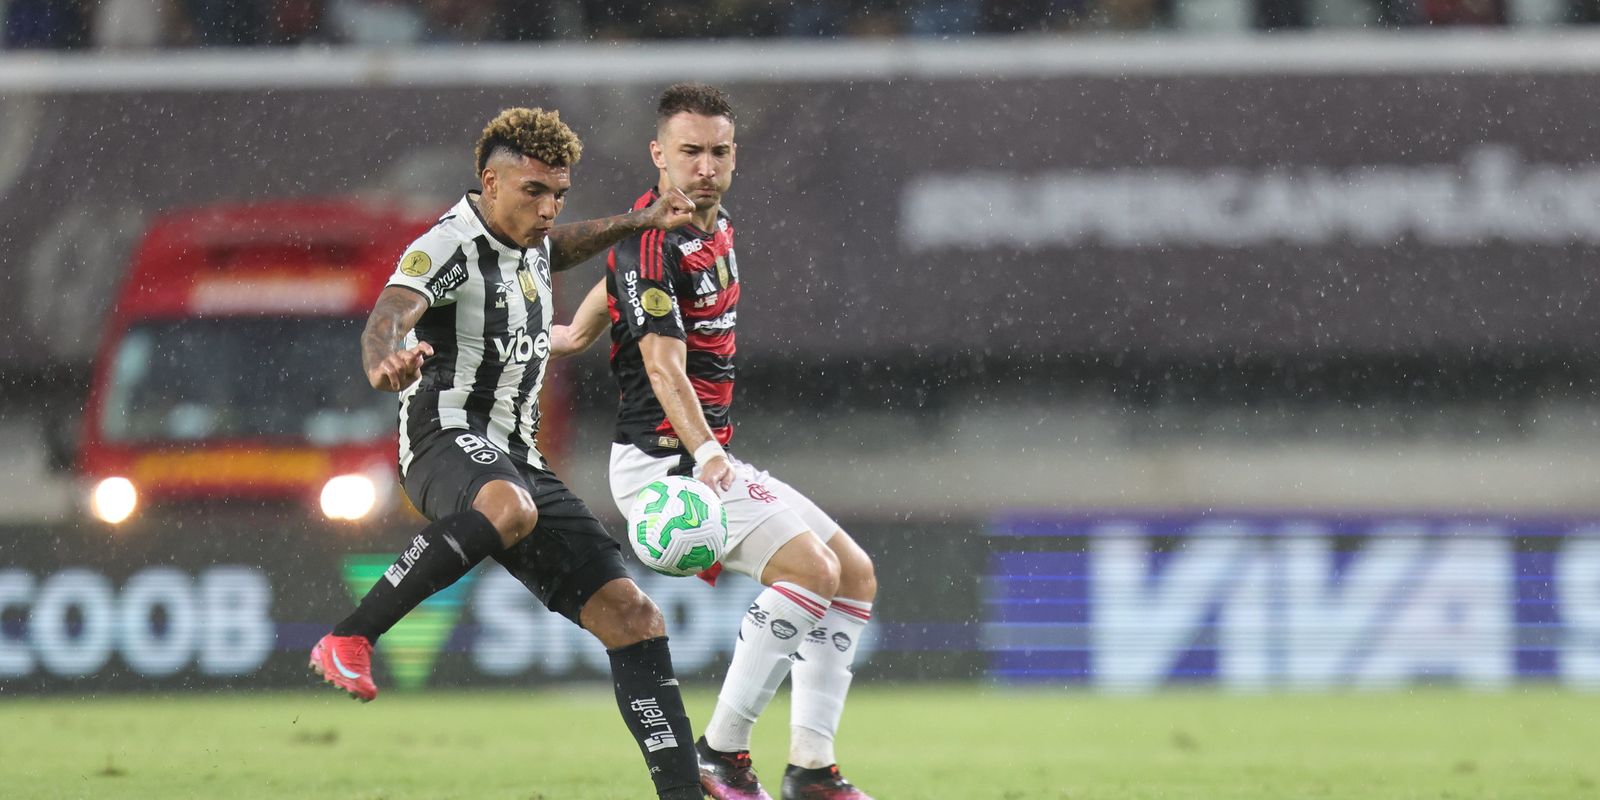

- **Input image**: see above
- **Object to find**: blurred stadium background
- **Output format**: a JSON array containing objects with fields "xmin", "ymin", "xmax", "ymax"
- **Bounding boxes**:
[{"xmin": 4, "ymin": 3, "xmax": 1600, "ymax": 797}]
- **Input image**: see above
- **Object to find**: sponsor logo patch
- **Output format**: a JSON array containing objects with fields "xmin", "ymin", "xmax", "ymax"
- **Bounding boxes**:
[
  {"xmin": 657, "ymin": 436, "xmax": 680, "ymax": 449},
  {"xmin": 642, "ymin": 287, "xmax": 673, "ymax": 317},
  {"xmin": 383, "ymin": 534, "xmax": 431, "ymax": 587},
  {"xmin": 630, "ymin": 697, "xmax": 680, "ymax": 752},
  {"xmin": 624, "ymin": 271, "xmax": 645, "ymax": 327},
  {"xmin": 772, "ymin": 619, "xmax": 799, "ymax": 640},
  {"xmin": 425, "ymin": 259, "xmax": 468, "ymax": 297},
  {"xmin": 399, "ymin": 250, "xmax": 432, "ymax": 277},
  {"xmin": 745, "ymin": 602, "xmax": 769, "ymax": 629},
  {"xmin": 690, "ymin": 310, "xmax": 737, "ymax": 332},
  {"xmin": 832, "ymin": 631, "xmax": 853, "ymax": 652},
  {"xmin": 456, "ymin": 433, "xmax": 504, "ymax": 464},
  {"xmin": 492, "ymin": 326, "xmax": 550, "ymax": 365}
]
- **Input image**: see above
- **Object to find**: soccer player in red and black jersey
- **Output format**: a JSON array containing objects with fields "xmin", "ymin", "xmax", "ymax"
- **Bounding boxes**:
[{"xmin": 553, "ymin": 83, "xmax": 878, "ymax": 800}]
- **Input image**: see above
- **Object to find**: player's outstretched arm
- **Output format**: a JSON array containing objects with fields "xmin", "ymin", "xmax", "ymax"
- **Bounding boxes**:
[
  {"xmin": 550, "ymin": 279, "xmax": 610, "ymax": 359},
  {"xmin": 639, "ymin": 333, "xmax": 735, "ymax": 492},
  {"xmin": 361, "ymin": 286, "xmax": 432, "ymax": 392},
  {"xmin": 547, "ymin": 188, "xmax": 694, "ymax": 272}
]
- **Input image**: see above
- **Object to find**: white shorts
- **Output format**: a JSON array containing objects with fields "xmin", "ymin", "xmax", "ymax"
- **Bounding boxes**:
[{"xmin": 609, "ymin": 443, "xmax": 841, "ymax": 581}]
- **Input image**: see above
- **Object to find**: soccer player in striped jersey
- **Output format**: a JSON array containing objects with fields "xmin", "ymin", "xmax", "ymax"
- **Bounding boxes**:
[
  {"xmin": 309, "ymin": 107, "xmax": 707, "ymax": 800},
  {"xmin": 552, "ymin": 84, "xmax": 878, "ymax": 800}
]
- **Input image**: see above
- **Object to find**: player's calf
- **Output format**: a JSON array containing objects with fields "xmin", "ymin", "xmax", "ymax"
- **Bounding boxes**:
[
  {"xmin": 582, "ymin": 579, "xmax": 702, "ymax": 800},
  {"xmin": 329, "ymin": 508, "xmax": 505, "ymax": 657}
]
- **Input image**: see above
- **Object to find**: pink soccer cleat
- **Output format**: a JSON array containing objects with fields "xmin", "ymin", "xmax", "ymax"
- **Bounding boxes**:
[
  {"xmin": 309, "ymin": 633, "xmax": 377, "ymax": 702},
  {"xmin": 697, "ymin": 736, "xmax": 773, "ymax": 800},
  {"xmin": 780, "ymin": 764, "xmax": 874, "ymax": 800}
]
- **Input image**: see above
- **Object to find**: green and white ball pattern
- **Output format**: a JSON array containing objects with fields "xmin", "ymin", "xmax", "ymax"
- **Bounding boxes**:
[{"xmin": 627, "ymin": 476, "xmax": 729, "ymax": 577}]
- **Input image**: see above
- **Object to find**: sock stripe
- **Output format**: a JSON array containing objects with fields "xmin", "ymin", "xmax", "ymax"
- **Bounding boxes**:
[
  {"xmin": 771, "ymin": 583, "xmax": 828, "ymax": 620},
  {"xmin": 830, "ymin": 599, "xmax": 873, "ymax": 622}
]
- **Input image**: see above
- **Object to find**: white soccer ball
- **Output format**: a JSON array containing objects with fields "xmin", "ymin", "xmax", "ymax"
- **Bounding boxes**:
[{"xmin": 627, "ymin": 475, "xmax": 729, "ymax": 577}]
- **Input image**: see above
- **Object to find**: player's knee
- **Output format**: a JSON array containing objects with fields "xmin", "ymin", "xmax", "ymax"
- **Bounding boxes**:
[
  {"xmin": 588, "ymin": 585, "xmax": 666, "ymax": 648},
  {"xmin": 617, "ymin": 592, "xmax": 667, "ymax": 642},
  {"xmin": 839, "ymin": 552, "xmax": 877, "ymax": 601},
  {"xmin": 834, "ymin": 539, "xmax": 877, "ymax": 600},
  {"xmin": 770, "ymin": 538, "xmax": 840, "ymax": 599},
  {"xmin": 505, "ymin": 502, "xmax": 538, "ymax": 547},
  {"xmin": 476, "ymin": 487, "xmax": 539, "ymax": 547}
]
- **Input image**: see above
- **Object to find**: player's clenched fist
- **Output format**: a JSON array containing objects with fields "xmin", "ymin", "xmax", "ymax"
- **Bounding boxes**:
[
  {"xmin": 643, "ymin": 187, "xmax": 696, "ymax": 231},
  {"xmin": 368, "ymin": 341, "xmax": 433, "ymax": 392},
  {"xmin": 697, "ymin": 455, "xmax": 736, "ymax": 493}
]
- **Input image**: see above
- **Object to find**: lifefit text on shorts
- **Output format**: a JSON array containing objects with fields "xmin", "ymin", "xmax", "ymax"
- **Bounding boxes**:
[
  {"xmin": 383, "ymin": 534, "xmax": 430, "ymax": 587},
  {"xmin": 630, "ymin": 697, "xmax": 679, "ymax": 752}
]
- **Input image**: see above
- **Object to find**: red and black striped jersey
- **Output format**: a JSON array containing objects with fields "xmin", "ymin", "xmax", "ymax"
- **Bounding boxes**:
[{"xmin": 606, "ymin": 187, "xmax": 740, "ymax": 457}]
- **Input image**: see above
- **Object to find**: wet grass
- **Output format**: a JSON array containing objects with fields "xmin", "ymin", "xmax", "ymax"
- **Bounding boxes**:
[{"xmin": 3, "ymin": 685, "xmax": 1595, "ymax": 798}]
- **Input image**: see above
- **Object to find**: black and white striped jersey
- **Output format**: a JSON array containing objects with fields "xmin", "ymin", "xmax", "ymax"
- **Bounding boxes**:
[{"xmin": 385, "ymin": 191, "xmax": 554, "ymax": 473}]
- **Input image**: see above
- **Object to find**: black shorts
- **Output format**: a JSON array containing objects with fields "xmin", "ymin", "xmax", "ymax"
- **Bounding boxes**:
[{"xmin": 401, "ymin": 428, "xmax": 628, "ymax": 624}]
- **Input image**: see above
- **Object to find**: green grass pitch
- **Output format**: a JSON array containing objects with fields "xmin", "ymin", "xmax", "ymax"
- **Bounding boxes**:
[{"xmin": 3, "ymin": 686, "xmax": 1595, "ymax": 798}]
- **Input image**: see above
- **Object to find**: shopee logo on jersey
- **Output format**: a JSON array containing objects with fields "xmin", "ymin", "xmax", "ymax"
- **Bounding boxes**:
[
  {"xmin": 624, "ymin": 271, "xmax": 645, "ymax": 327},
  {"xmin": 493, "ymin": 326, "xmax": 550, "ymax": 365}
]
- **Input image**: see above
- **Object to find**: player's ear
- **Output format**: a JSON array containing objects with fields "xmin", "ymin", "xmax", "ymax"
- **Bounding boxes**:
[
  {"xmin": 480, "ymin": 166, "xmax": 496, "ymax": 197},
  {"xmin": 649, "ymin": 140, "xmax": 666, "ymax": 170}
]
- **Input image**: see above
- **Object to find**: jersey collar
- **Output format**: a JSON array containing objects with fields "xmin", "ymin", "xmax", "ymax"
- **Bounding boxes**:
[{"xmin": 461, "ymin": 190, "xmax": 527, "ymax": 254}]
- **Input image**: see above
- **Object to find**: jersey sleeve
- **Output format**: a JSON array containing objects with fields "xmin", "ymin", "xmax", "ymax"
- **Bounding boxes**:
[
  {"xmin": 385, "ymin": 232, "xmax": 469, "ymax": 307},
  {"xmin": 611, "ymin": 229, "xmax": 684, "ymax": 340}
]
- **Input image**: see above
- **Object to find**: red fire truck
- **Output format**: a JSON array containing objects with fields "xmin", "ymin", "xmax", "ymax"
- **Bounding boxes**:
[{"xmin": 77, "ymin": 200, "xmax": 440, "ymax": 526}]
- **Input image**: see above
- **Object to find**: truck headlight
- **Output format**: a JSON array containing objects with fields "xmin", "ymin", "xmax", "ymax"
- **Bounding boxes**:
[
  {"xmin": 320, "ymin": 474, "xmax": 379, "ymax": 521},
  {"xmin": 90, "ymin": 477, "xmax": 138, "ymax": 525}
]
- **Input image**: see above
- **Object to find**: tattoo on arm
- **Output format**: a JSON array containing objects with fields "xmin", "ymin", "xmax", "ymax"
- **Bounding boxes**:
[
  {"xmin": 361, "ymin": 290, "xmax": 426, "ymax": 376},
  {"xmin": 548, "ymin": 211, "xmax": 645, "ymax": 272}
]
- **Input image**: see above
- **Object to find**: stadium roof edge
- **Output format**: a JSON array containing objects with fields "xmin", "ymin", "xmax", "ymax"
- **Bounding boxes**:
[{"xmin": 1, "ymin": 32, "xmax": 1598, "ymax": 92}]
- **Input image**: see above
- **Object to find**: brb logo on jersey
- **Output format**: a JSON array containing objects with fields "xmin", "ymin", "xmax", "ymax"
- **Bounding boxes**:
[{"xmin": 493, "ymin": 326, "xmax": 551, "ymax": 365}]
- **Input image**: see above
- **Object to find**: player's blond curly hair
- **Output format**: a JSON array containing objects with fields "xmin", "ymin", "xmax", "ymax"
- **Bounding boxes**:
[{"xmin": 474, "ymin": 107, "xmax": 583, "ymax": 175}]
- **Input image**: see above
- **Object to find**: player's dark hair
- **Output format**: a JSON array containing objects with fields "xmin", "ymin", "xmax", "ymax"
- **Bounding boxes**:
[
  {"xmin": 474, "ymin": 107, "xmax": 583, "ymax": 176},
  {"xmin": 656, "ymin": 83, "xmax": 735, "ymax": 125}
]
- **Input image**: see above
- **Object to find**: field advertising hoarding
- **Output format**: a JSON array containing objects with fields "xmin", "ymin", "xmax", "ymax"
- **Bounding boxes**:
[
  {"xmin": 4, "ymin": 62, "xmax": 1599, "ymax": 368},
  {"xmin": 988, "ymin": 514, "xmax": 1600, "ymax": 690},
  {"xmin": 8, "ymin": 512, "xmax": 1600, "ymax": 693}
]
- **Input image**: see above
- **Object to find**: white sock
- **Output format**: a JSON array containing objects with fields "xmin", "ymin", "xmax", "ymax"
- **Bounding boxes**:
[
  {"xmin": 789, "ymin": 597, "xmax": 871, "ymax": 769},
  {"xmin": 703, "ymin": 581, "xmax": 829, "ymax": 754}
]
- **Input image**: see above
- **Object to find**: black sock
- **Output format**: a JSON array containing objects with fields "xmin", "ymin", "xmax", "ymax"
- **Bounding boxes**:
[
  {"xmin": 608, "ymin": 636, "xmax": 702, "ymax": 800},
  {"xmin": 332, "ymin": 510, "xmax": 502, "ymax": 642}
]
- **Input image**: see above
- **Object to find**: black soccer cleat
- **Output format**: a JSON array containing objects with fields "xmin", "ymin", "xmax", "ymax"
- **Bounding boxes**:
[
  {"xmin": 696, "ymin": 736, "xmax": 773, "ymax": 800},
  {"xmin": 780, "ymin": 764, "xmax": 874, "ymax": 800}
]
